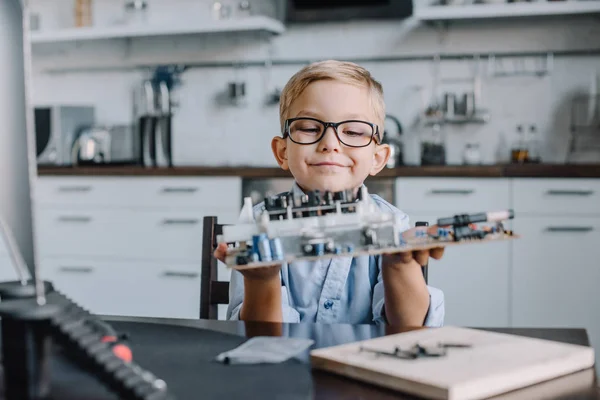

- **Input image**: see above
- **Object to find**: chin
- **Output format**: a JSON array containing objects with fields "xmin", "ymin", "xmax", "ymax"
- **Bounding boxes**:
[{"xmin": 301, "ymin": 177, "xmax": 358, "ymax": 193}]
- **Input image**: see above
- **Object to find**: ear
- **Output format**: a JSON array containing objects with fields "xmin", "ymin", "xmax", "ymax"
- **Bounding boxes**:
[
  {"xmin": 369, "ymin": 143, "xmax": 390, "ymax": 176},
  {"xmin": 271, "ymin": 136, "xmax": 289, "ymax": 170}
]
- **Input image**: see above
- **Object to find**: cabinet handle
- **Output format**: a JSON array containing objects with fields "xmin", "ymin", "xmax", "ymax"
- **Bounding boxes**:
[
  {"xmin": 545, "ymin": 226, "xmax": 594, "ymax": 233},
  {"xmin": 57, "ymin": 216, "xmax": 92, "ymax": 223},
  {"xmin": 58, "ymin": 186, "xmax": 92, "ymax": 193},
  {"xmin": 161, "ymin": 219, "xmax": 199, "ymax": 225},
  {"xmin": 429, "ymin": 189, "xmax": 474, "ymax": 195},
  {"xmin": 59, "ymin": 266, "xmax": 93, "ymax": 273},
  {"xmin": 161, "ymin": 187, "xmax": 198, "ymax": 194},
  {"xmin": 162, "ymin": 271, "xmax": 198, "ymax": 279},
  {"xmin": 546, "ymin": 189, "xmax": 594, "ymax": 196}
]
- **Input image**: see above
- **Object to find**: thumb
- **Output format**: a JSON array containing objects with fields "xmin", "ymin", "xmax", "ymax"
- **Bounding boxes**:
[{"xmin": 214, "ymin": 243, "xmax": 228, "ymax": 262}]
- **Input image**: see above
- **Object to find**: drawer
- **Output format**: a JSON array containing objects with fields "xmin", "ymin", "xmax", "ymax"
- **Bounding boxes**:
[
  {"xmin": 512, "ymin": 178, "xmax": 600, "ymax": 216},
  {"xmin": 36, "ymin": 176, "xmax": 242, "ymax": 210},
  {"xmin": 41, "ymin": 258, "xmax": 201, "ymax": 319},
  {"xmin": 37, "ymin": 208, "xmax": 240, "ymax": 262},
  {"xmin": 395, "ymin": 178, "xmax": 511, "ymax": 213}
]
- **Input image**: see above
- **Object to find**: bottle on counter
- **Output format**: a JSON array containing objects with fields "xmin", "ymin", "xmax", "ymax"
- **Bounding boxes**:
[
  {"xmin": 511, "ymin": 124, "xmax": 529, "ymax": 164},
  {"xmin": 74, "ymin": 0, "xmax": 93, "ymax": 28}
]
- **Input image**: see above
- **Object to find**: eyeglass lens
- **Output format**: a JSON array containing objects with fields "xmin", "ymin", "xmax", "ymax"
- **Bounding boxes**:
[{"xmin": 288, "ymin": 119, "xmax": 375, "ymax": 147}]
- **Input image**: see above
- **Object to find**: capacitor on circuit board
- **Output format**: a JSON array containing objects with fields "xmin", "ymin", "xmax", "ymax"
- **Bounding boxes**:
[
  {"xmin": 269, "ymin": 237, "xmax": 284, "ymax": 261},
  {"xmin": 253, "ymin": 233, "xmax": 272, "ymax": 262},
  {"xmin": 416, "ymin": 221, "xmax": 429, "ymax": 283}
]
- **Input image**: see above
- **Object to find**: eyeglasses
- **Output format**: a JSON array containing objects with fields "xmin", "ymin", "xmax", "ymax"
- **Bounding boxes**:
[{"xmin": 283, "ymin": 117, "xmax": 381, "ymax": 148}]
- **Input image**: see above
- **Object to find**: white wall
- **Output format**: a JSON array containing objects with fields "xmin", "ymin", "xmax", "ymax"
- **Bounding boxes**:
[{"xmin": 30, "ymin": 0, "xmax": 600, "ymax": 166}]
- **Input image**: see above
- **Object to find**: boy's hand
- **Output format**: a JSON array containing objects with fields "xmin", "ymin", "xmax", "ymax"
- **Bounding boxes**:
[
  {"xmin": 383, "ymin": 247, "xmax": 445, "ymax": 270},
  {"xmin": 383, "ymin": 225, "xmax": 445, "ymax": 269},
  {"xmin": 213, "ymin": 243, "xmax": 281, "ymax": 281},
  {"xmin": 380, "ymin": 226, "xmax": 445, "ymax": 327},
  {"xmin": 214, "ymin": 243, "xmax": 283, "ymax": 322}
]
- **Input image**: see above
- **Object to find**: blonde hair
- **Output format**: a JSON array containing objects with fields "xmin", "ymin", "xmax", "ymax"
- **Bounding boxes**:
[{"xmin": 279, "ymin": 60, "xmax": 385, "ymax": 134}]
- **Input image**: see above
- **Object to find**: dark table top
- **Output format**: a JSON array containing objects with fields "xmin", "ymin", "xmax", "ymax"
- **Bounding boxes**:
[{"xmin": 2, "ymin": 315, "xmax": 599, "ymax": 400}]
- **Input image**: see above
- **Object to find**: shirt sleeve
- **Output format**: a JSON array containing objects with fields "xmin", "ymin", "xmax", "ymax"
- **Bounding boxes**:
[{"xmin": 226, "ymin": 268, "xmax": 301, "ymax": 323}]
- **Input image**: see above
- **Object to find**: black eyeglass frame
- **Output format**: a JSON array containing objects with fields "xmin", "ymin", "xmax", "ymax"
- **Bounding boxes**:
[{"xmin": 282, "ymin": 117, "xmax": 381, "ymax": 148}]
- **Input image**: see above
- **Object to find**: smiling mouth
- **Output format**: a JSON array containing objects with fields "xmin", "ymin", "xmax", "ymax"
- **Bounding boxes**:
[{"xmin": 310, "ymin": 162, "xmax": 348, "ymax": 167}]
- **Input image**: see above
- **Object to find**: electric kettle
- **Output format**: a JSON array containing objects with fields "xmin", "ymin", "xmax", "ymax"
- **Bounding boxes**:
[
  {"xmin": 382, "ymin": 114, "xmax": 403, "ymax": 168},
  {"xmin": 71, "ymin": 127, "xmax": 112, "ymax": 165}
]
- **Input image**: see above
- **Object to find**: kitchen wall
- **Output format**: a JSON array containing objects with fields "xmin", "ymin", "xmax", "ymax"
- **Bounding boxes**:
[{"xmin": 30, "ymin": 0, "xmax": 600, "ymax": 166}]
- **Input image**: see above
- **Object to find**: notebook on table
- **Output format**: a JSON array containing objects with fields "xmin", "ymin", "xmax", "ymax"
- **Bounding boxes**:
[{"xmin": 310, "ymin": 326, "xmax": 595, "ymax": 400}]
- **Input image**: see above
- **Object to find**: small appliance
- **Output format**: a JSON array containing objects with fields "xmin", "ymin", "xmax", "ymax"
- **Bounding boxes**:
[{"xmin": 34, "ymin": 105, "xmax": 95, "ymax": 165}]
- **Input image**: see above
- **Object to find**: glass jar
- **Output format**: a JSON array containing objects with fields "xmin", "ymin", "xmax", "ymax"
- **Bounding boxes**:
[
  {"xmin": 420, "ymin": 123, "xmax": 446, "ymax": 166},
  {"xmin": 462, "ymin": 142, "xmax": 481, "ymax": 165},
  {"xmin": 124, "ymin": 0, "xmax": 148, "ymax": 25}
]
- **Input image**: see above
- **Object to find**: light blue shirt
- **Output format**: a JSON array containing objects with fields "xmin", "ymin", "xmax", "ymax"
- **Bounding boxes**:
[{"xmin": 226, "ymin": 182, "xmax": 445, "ymax": 327}]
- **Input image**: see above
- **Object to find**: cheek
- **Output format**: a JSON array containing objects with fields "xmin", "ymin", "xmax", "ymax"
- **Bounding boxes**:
[
  {"xmin": 348, "ymin": 150, "xmax": 375, "ymax": 171},
  {"xmin": 287, "ymin": 145, "xmax": 310, "ymax": 165}
]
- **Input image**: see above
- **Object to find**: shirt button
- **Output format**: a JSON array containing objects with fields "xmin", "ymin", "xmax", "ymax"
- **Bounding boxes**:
[{"xmin": 324, "ymin": 300, "xmax": 333, "ymax": 309}]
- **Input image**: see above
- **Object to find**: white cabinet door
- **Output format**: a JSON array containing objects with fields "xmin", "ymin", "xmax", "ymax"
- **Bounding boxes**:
[
  {"xmin": 407, "ymin": 213, "xmax": 511, "ymax": 328},
  {"xmin": 37, "ymin": 208, "xmax": 239, "ymax": 262},
  {"xmin": 42, "ymin": 258, "xmax": 201, "ymax": 319},
  {"xmin": 394, "ymin": 178, "xmax": 512, "ymax": 328},
  {"xmin": 36, "ymin": 176, "xmax": 242, "ymax": 210},
  {"xmin": 512, "ymin": 216, "xmax": 600, "ymax": 370},
  {"xmin": 512, "ymin": 179, "xmax": 600, "ymax": 216},
  {"xmin": 396, "ymin": 178, "xmax": 511, "ymax": 214}
]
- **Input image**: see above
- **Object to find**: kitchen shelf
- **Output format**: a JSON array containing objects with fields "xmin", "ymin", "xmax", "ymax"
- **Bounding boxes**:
[
  {"xmin": 421, "ymin": 110, "xmax": 491, "ymax": 125},
  {"xmin": 415, "ymin": 1, "xmax": 600, "ymax": 21},
  {"xmin": 29, "ymin": 15, "xmax": 285, "ymax": 44}
]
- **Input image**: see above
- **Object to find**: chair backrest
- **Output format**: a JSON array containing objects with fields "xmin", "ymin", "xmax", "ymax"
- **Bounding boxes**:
[{"xmin": 200, "ymin": 216, "xmax": 230, "ymax": 320}]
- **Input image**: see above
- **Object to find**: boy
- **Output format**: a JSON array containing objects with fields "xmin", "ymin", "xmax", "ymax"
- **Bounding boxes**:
[{"xmin": 215, "ymin": 60, "xmax": 445, "ymax": 327}]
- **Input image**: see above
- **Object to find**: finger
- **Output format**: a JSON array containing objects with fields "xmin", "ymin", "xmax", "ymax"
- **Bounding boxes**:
[
  {"xmin": 413, "ymin": 250, "xmax": 429, "ymax": 266},
  {"xmin": 430, "ymin": 247, "xmax": 445, "ymax": 260},
  {"xmin": 213, "ymin": 251, "xmax": 225, "ymax": 263},
  {"xmin": 386, "ymin": 251, "xmax": 413, "ymax": 264},
  {"xmin": 213, "ymin": 243, "xmax": 228, "ymax": 262}
]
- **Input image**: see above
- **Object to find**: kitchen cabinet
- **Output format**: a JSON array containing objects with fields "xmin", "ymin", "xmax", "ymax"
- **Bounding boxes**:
[
  {"xmin": 36, "ymin": 176, "xmax": 241, "ymax": 210},
  {"xmin": 405, "ymin": 212, "xmax": 511, "ymax": 328},
  {"xmin": 37, "ymin": 208, "xmax": 238, "ymax": 262},
  {"xmin": 41, "ymin": 257, "xmax": 202, "ymax": 319},
  {"xmin": 511, "ymin": 178, "xmax": 600, "ymax": 375},
  {"xmin": 34, "ymin": 173, "xmax": 600, "ymax": 338},
  {"xmin": 35, "ymin": 176, "xmax": 242, "ymax": 320},
  {"xmin": 395, "ymin": 178, "xmax": 512, "ymax": 328}
]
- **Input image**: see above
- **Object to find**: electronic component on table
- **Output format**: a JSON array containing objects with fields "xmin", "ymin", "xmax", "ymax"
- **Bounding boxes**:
[{"xmin": 219, "ymin": 186, "xmax": 516, "ymax": 269}]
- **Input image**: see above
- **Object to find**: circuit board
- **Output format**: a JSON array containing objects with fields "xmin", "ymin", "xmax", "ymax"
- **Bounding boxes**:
[{"xmin": 218, "ymin": 187, "xmax": 518, "ymax": 270}]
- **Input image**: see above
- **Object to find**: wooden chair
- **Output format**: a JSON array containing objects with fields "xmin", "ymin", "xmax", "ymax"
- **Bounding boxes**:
[
  {"xmin": 199, "ymin": 216, "xmax": 429, "ymax": 320},
  {"xmin": 200, "ymin": 216, "xmax": 230, "ymax": 320}
]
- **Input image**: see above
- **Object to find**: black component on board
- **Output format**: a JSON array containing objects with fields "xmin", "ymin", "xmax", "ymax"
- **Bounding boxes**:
[{"xmin": 262, "ymin": 188, "xmax": 365, "ymax": 220}]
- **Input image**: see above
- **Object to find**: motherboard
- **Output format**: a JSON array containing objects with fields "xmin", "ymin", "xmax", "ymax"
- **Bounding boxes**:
[{"xmin": 218, "ymin": 186, "xmax": 516, "ymax": 270}]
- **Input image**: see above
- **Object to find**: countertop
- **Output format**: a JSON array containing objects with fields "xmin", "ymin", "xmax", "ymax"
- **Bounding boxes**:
[{"xmin": 37, "ymin": 164, "xmax": 600, "ymax": 178}]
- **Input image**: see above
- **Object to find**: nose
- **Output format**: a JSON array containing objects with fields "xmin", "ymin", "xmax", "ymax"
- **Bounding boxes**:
[{"xmin": 316, "ymin": 126, "xmax": 341, "ymax": 152}]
